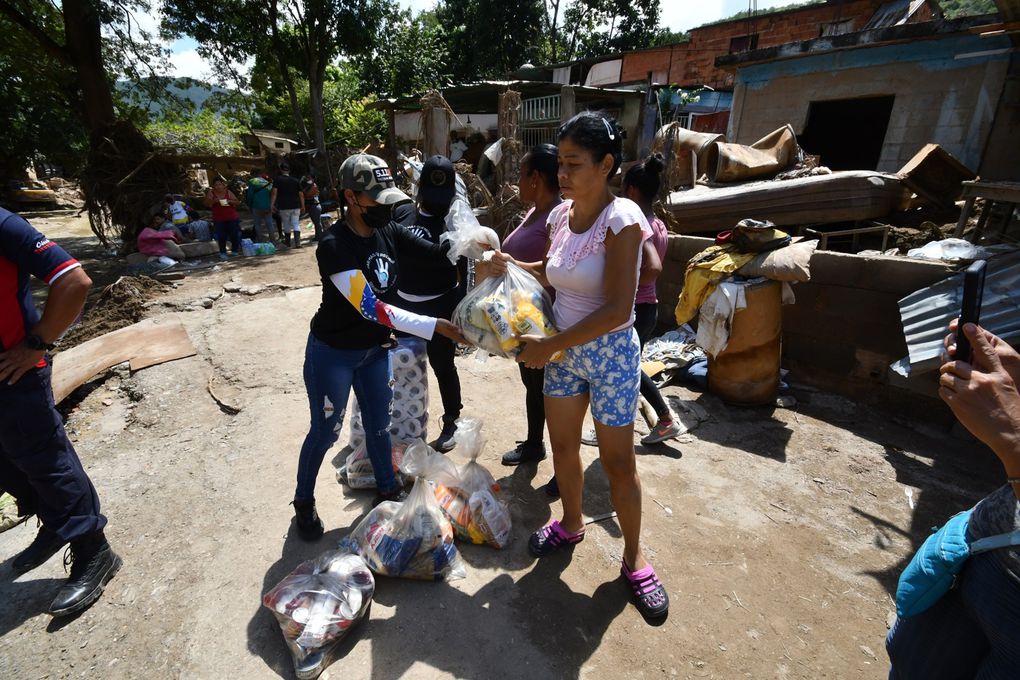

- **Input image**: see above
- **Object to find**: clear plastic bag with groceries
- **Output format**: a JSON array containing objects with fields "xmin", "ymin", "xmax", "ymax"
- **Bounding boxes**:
[
  {"xmin": 338, "ymin": 469, "xmax": 466, "ymax": 582},
  {"xmin": 452, "ymin": 261, "xmax": 560, "ymax": 360},
  {"xmin": 401, "ymin": 426, "xmax": 512, "ymax": 549},
  {"xmin": 262, "ymin": 551, "xmax": 375, "ymax": 680},
  {"xmin": 339, "ymin": 442, "xmax": 408, "ymax": 490}
]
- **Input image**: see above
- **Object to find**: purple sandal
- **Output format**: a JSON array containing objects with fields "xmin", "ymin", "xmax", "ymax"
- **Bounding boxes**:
[
  {"xmin": 528, "ymin": 520, "xmax": 585, "ymax": 557},
  {"xmin": 622, "ymin": 559, "xmax": 669, "ymax": 618}
]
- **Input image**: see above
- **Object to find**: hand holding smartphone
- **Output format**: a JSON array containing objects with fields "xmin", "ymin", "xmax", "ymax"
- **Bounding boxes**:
[{"xmin": 955, "ymin": 260, "xmax": 987, "ymax": 363}]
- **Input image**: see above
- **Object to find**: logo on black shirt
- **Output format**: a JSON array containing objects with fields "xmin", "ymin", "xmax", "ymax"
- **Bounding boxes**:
[
  {"xmin": 406, "ymin": 225, "xmax": 429, "ymax": 240},
  {"xmin": 366, "ymin": 253, "xmax": 395, "ymax": 291}
]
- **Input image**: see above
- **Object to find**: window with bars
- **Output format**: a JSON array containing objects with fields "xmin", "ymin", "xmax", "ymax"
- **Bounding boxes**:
[{"xmin": 522, "ymin": 95, "xmax": 560, "ymax": 123}]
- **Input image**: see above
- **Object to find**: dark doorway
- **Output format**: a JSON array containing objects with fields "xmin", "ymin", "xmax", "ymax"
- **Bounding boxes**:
[{"xmin": 799, "ymin": 95, "xmax": 895, "ymax": 171}]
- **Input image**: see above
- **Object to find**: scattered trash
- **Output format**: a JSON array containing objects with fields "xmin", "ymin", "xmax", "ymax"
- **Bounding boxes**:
[
  {"xmin": 860, "ymin": 645, "xmax": 877, "ymax": 660},
  {"xmin": 905, "ymin": 488, "xmax": 915, "ymax": 510},
  {"xmin": 906, "ymin": 238, "xmax": 987, "ymax": 262},
  {"xmin": 775, "ymin": 395, "xmax": 797, "ymax": 408},
  {"xmin": 652, "ymin": 498, "xmax": 673, "ymax": 517}
]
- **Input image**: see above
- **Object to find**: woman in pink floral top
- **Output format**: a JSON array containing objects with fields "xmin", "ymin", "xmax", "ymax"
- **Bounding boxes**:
[{"xmin": 488, "ymin": 112, "xmax": 669, "ymax": 619}]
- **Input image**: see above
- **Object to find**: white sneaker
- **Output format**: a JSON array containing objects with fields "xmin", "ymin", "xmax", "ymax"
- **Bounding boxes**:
[{"xmin": 580, "ymin": 428, "xmax": 598, "ymax": 446}]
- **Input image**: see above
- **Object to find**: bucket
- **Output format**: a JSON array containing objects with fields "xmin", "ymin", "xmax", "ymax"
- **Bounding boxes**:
[{"xmin": 707, "ymin": 279, "xmax": 781, "ymax": 406}]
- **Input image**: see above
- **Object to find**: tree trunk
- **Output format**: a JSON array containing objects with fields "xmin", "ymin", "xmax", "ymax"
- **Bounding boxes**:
[
  {"xmin": 269, "ymin": 0, "xmax": 310, "ymax": 144},
  {"xmin": 62, "ymin": 0, "xmax": 115, "ymax": 129},
  {"xmin": 308, "ymin": 60, "xmax": 326, "ymax": 153}
]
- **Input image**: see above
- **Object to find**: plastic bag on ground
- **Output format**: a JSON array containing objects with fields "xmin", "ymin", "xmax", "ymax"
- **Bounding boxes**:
[
  {"xmin": 262, "ymin": 551, "xmax": 375, "ymax": 680},
  {"xmin": 454, "ymin": 418, "xmax": 512, "ymax": 549},
  {"xmin": 339, "ymin": 442, "xmax": 408, "ymax": 489},
  {"xmin": 338, "ymin": 473, "xmax": 466, "ymax": 581},
  {"xmin": 452, "ymin": 261, "xmax": 559, "ymax": 360},
  {"xmin": 442, "ymin": 198, "xmax": 500, "ymax": 263},
  {"xmin": 346, "ymin": 336, "xmax": 429, "ymax": 451}
]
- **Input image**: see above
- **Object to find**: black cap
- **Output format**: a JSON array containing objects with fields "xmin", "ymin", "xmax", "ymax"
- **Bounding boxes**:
[{"xmin": 419, "ymin": 155, "xmax": 456, "ymax": 206}]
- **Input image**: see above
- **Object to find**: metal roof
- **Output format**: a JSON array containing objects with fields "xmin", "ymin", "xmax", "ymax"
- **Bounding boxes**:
[{"xmin": 892, "ymin": 248, "xmax": 1020, "ymax": 377}]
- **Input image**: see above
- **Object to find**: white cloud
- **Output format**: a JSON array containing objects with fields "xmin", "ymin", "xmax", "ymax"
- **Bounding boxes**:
[{"xmin": 168, "ymin": 48, "xmax": 210, "ymax": 81}]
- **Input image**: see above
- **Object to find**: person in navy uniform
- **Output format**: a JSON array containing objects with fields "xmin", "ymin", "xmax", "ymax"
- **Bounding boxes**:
[{"xmin": 0, "ymin": 207, "xmax": 121, "ymax": 617}]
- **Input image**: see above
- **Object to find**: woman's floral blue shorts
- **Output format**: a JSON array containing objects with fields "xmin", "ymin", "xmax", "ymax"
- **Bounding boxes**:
[{"xmin": 544, "ymin": 327, "xmax": 641, "ymax": 427}]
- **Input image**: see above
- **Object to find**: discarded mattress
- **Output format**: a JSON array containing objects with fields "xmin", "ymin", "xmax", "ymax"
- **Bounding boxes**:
[{"xmin": 666, "ymin": 170, "xmax": 909, "ymax": 233}]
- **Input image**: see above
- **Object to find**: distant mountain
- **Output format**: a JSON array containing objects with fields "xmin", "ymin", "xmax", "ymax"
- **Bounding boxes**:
[{"xmin": 116, "ymin": 77, "xmax": 237, "ymax": 116}]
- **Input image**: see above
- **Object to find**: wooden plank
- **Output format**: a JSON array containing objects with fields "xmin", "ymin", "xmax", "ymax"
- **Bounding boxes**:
[{"xmin": 50, "ymin": 318, "xmax": 196, "ymax": 403}]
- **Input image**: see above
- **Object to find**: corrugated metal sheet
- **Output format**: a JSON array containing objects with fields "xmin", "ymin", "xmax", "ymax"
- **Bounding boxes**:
[{"xmin": 893, "ymin": 249, "xmax": 1020, "ymax": 376}]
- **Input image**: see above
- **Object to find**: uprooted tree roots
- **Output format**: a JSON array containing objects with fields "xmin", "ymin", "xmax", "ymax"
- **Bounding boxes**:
[{"xmin": 82, "ymin": 121, "xmax": 190, "ymax": 252}]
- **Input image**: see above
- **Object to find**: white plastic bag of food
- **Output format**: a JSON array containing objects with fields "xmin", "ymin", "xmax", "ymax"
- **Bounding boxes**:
[
  {"xmin": 452, "ymin": 261, "xmax": 560, "ymax": 360},
  {"xmin": 262, "ymin": 551, "xmax": 375, "ymax": 680}
]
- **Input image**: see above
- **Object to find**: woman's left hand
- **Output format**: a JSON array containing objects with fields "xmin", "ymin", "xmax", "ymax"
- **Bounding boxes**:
[{"xmin": 516, "ymin": 334, "xmax": 555, "ymax": 369}]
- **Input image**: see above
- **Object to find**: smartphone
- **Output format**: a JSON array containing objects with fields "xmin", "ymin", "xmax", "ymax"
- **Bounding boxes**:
[{"xmin": 955, "ymin": 260, "xmax": 987, "ymax": 363}]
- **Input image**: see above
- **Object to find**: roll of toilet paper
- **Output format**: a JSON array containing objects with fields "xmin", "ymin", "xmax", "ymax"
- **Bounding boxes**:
[
  {"xmin": 403, "ymin": 419, "xmax": 423, "ymax": 439},
  {"xmin": 405, "ymin": 401, "xmax": 425, "ymax": 419}
]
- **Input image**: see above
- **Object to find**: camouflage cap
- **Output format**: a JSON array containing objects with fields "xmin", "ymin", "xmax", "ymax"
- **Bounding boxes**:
[{"xmin": 339, "ymin": 154, "xmax": 410, "ymax": 206}]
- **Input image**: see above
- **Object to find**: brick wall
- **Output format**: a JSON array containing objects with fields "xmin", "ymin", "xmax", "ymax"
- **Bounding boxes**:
[
  {"xmin": 656, "ymin": 234, "xmax": 956, "ymax": 410},
  {"xmin": 619, "ymin": 0, "xmax": 905, "ymax": 89}
]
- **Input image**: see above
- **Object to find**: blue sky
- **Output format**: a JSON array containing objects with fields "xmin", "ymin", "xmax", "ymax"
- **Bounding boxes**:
[{"xmin": 158, "ymin": 1, "xmax": 811, "ymax": 80}]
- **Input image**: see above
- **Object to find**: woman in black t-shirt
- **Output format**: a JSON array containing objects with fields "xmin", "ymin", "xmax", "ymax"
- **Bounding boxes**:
[{"xmin": 292, "ymin": 154, "xmax": 466, "ymax": 541}]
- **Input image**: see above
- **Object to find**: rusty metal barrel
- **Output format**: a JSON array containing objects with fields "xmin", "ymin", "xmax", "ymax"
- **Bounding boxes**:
[{"xmin": 707, "ymin": 279, "xmax": 782, "ymax": 406}]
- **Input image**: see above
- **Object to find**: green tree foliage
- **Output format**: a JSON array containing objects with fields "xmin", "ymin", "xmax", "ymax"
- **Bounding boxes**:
[
  {"xmin": 938, "ymin": 0, "xmax": 998, "ymax": 18},
  {"xmin": 435, "ymin": 0, "xmax": 546, "ymax": 81},
  {"xmin": 358, "ymin": 8, "xmax": 452, "ymax": 97},
  {"xmin": 0, "ymin": 4, "xmax": 89, "ymax": 176},
  {"xmin": 559, "ymin": 0, "xmax": 662, "ymax": 59},
  {"xmin": 142, "ymin": 109, "xmax": 246, "ymax": 155},
  {"xmin": 162, "ymin": 0, "xmax": 387, "ymax": 152},
  {"xmin": 0, "ymin": 0, "xmax": 172, "ymax": 175}
]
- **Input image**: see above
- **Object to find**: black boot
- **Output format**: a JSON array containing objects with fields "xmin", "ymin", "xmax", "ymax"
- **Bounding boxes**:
[
  {"xmin": 292, "ymin": 498, "xmax": 324, "ymax": 541},
  {"xmin": 12, "ymin": 524, "xmax": 67, "ymax": 575},
  {"xmin": 431, "ymin": 417, "xmax": 458, "ymax": 453},
  {"xmin": 48, "ymin": 532, "xmax": 121, "ymax": 618}
]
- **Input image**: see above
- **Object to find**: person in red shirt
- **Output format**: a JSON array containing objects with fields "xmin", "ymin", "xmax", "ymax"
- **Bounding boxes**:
[
  {"xmin": 0, "ymin": 207, "xmax": 121, "ymax": 617},
  {"xmin": 205, "ymin": 177, "xmax": 242, "ymax": 260}
]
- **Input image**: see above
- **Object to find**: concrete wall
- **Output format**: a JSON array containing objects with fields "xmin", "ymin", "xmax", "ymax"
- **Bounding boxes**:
[
  {"xmin": 728, "ymin": 34, "xmax": 1013, "ymax": 172},
  {"xmin": 618, "ymin": 0, "xmax": 895, "ymax": 89},
  {"xmin": 657, "ymin": 234, "xmax": 956, "ymax": 405}
]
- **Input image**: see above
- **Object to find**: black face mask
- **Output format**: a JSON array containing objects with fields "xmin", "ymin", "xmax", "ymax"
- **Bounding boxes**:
[
  {"xmin": 422, "ymin": 201, "xmax": 451, "ymax": 218},
  {"xmin": 357, "ymin": 201, "xmax": 392, "ymax": 230}
]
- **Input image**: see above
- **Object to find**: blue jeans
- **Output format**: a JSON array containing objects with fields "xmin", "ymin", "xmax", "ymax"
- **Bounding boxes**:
[
  {"xmin": 214, "ymin": 219, "xmax": 241, "ymax": 254},
  {"xmin": 886, "ymin": 548, "xmax": 1020, "ymax": 678},
  {"xmin": 295, "ymin": 334, "xmax": 396, "ymax": 500}
]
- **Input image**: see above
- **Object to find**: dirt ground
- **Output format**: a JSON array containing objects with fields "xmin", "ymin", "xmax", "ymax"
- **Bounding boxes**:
[{"xmin": 0, "ymin": 214, "xmax": 1004, "ymax": 680}]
